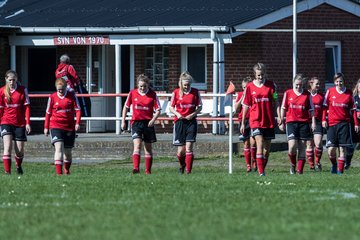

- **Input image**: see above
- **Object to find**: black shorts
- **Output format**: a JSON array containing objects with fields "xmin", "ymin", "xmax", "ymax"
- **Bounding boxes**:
[
  {"xmin": 313, "ymin": 119, "xmax": 324, "ymax": 135},
  {"xmin": 251, "ymin": 128, "xmax": 275, "ymax": 140},
  {"xmin": 326, "ymin": 122, "xmax": 352, "ymax": 147},
  {"xmin": 286, "ymin": 122, "xmax": 312, "ymax": 141},
  {"xmin": 239, "ymin": 119, "xmax": 251, "ymax": 141},
  {"xmin": 131, "ymin": 120, "xmax": 157, "ymax": 143},
  {"xmin": 173, "ymin": 119, "xmax": 197, "ymax": 146},
  {"xmin": 1, "ymin": 124, "xmax": 27, "ymax": 141},
  {"xmin": 50, "ymin": 128, "xmax": 76, "ymax": 148}
]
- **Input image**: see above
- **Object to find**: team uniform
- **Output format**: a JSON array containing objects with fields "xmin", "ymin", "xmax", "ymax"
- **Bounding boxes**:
[
  {"xmin": 241, "ymin": 79, "xmax": 277, "ymax": 175},
  {"xmin": 171, "ymin": 87, "xmax": 202, "ymax": 174},
  {"xmin": 124, "ymin": 88, "xmax": 161, "ymax": 143},
  {"xmin": 323, "ymin": 87, "xmax": 358, "ymax": 173},
  {"xmin": 310, "ymin": 91, "xmax": 325, "ymax": 168},
  {"xmin": 281, "ymin": 88, "xmax": 314, "ymax": 174},
  {"xmin": 0, "ymin": 85, "xmax": 31, "ymax": 174},
  {"xmin": 0, "ymin": 85, "xmax": 30, "ymax": 140},
  {"xmin": 44, "ymin": 90, "xmax": 81, "ymax": 148},
  {"xmin": 55, "ymin": 63, "xmax": 80, "ymax": 90},
  {"xmin": 236, "ymin": 91, "xmax": 256, "ymax": 171}
]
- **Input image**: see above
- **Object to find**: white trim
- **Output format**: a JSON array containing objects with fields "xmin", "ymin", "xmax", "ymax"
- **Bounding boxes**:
[
  {"xmin": 232, "ymin": 0, "xmax": 360, "ymax": 37},
  {"xmin": 181, "ymin": 45, "xmax": 207, "ymax": 90},
  {"xmin": 9, "ymin": 33, "xmax": 232, "ymax": 46}
]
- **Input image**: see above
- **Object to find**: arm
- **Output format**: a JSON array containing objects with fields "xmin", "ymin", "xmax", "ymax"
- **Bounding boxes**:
[
  {"xmin": 169, "ymin": 92, "xmax": 182, "ymax": 119},
  {"xmin": 25, "ymin": 104, "xmax": 31, "ymax": 134},
  {"xmin": 149, "ymin": 109, "xmax": 161, "ymax": 127},
  {"xmin": 44, "ymin": 97, "xmax": 52, "ymax": 136}
]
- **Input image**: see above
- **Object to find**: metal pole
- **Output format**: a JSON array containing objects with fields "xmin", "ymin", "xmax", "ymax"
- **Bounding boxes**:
[
  {"xmin": 293, "ymin": 0, "xmax": 297, "ymax": 78},
  {"xmin": 228, "ymin": 101, "xmax": 233, "ymax": 174},
  {"xmin": 115, "ymin": 44, "xmax": 122, "ymax": 134},
  {"xmin": 10, "ymin": 45, "xmax": 16, "ymax": 70},
  {"xmin": 212, "ymin": 30, "xmax": 219, "ymax": 134}
]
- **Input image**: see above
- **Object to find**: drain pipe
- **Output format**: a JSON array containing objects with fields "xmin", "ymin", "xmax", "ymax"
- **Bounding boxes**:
[{"xmin": 211, "ymin": 29, "xmax": 219, "ymax": 134}]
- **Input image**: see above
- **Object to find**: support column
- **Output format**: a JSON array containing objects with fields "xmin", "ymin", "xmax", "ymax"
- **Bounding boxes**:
[
  {"xmin": 10, "ymin": 45, "xmax": 16, "ymax": 70},
  {"xmin": 115, "ymin": 44, "xmax": 122, "ymax": 134},
  {"xmin": 218, "ymin": 39, "xmax": 225, "ymax": 134},
  {"xmin": 212, "ymin": 33, "xmax": 219, "ymax": 134}
]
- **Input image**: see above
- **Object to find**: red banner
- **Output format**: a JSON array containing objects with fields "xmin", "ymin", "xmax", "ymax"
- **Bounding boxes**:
[{"xmin": 54, "ymin": 36, "xmax": 110, "ymax": 45}]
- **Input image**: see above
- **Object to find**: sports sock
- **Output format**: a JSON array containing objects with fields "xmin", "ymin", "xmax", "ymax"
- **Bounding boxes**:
[
  {"xmin": 145, "ymin": 154, "xmax": 152, "ymax": 173},
  {"xmin": 297, "ymin": 158, "xmax": 306, "ymax": 174},
  {"xmin": 132, "ymin": 153, "xmax": 140, "ymax": 170},
  {"xmin": 15, "ymin": 155, "xmax": 23, "ymax": 168},
  {"xmin": 315, "ymin": 147, "xmax": 323, "ymax": 165},
  {"xmin": 3, "ymin": 155, "xmax": 11, "ymax": 174},
  {"xmin": 329, "ymin": 155, "xmax": 337, "ymax": 166},
  {"xmin": 177, "ymin": 154, "xmax": 185, "ymax": 167},
  {"xmin": 185, "ymin": 152, "xmax": 194, "ymax": 173},
  {"xmin": 338, "ymin": 157, "xmax": 345, "ymax": 173},
  {"xmin": 263, "ymin": 152, "xmax": 269, "ymax": 169},
  {"xmin": 288, "ymin": 153, "xmax": 297, "ymax": 168},
  {"xmin": 256, "ymin": 154, "xmax": 264, "ymax": 175},
  {"xmin": 250, "ymin": 147, "xmax": 257, "ymax": 164},
  {"xmin": 54, "ymin": 160, "xmax": 63, "ymax": 175},
  {"xmin": 64, "ymin": 160, "xmax": 72, "ymax": 174},
  {"xmin": 244, "ymin": 148, "xmax": 251, "ymax": 167},
  {"xmin": 306, "ymin": 149, "xmax": 314, "ymax": 168}
]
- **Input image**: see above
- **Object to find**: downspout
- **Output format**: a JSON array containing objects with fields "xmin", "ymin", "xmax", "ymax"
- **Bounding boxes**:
[{"xmin": 211, "ymin": 29, "xmax": 219, "ymax": 134}]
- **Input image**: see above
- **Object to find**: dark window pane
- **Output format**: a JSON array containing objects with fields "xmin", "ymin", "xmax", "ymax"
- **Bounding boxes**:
[
  {"xmin": 325, "ymin": 47, "xmax": 335, "ymax": 83},
  {"xmin": 187, "ymin": 47, "xmax": 205, "ymax": 83}
]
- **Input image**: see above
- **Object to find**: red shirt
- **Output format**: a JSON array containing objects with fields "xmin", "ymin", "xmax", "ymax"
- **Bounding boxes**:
[
  {"xmin": 44, "ymin": 90, "xmax": 81, "ymax": 131},
  {"xmin": 281, "ymin": 89, "xmax": 313, "ymax": 123},
  {"xmin": 170, "ymin": 87, "xmax": 202, "ymax": 123},
  {"xmin": 323, "ymin": 87, "xmax": 357, "ymax": 126},
  {"xmin": 310, "ymin": 91, "xmax": 324, "ymax": 121},
  {"xmin": 0, "ymin": 85, "xmax": 30, "ymax": 127},
  {"xmin": 242, "ymin": 80, "xmax": 277, "ymax": 128},
  {"xmin": 125, "ymin": 89, "xmax": 160, "ymax": 124},
  {"xmin": 55, "ymin": 63, "xmax": 80, "ymax": 89},
  {"xmin": 235, "ymin": 91, "xmax": 250, "ymax": 121}
]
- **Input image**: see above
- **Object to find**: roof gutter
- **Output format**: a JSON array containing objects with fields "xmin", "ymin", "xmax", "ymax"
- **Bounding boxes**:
[{"xmin": 18, "ymin": 26, "xmax": 229, "ymax": 33}]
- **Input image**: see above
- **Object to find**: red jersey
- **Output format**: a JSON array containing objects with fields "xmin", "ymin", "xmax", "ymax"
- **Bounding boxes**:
[
  {"xmin": 235, "ymin": 91, "xmax": 250, "ymax": 121},
  {"xmin": 125, "ymin": 89, "xmax": 160, "ymax": 124},
  {"xmin": 55, "ymin": 63, "xmax": 80, "ymax": 89},
  {"xmin": 170, "ymin": 87, "xmax": 202, "ymax": 123},
  {"xmin": 44, "ymin": 90, "xmax": 81, "ymax": 131},
  {"xmin": 323, "ymin": 87, "xmax": 357, "ymax": 126},
  {"xmin": 0, "ymin": 85, "xmax": 30, "ymax": 127},
  {"xmin": 281, "ymin": 89, "xmax": 313, "ymax": 123},
  {"xmin": 310, "ymin": 91, "xmax": 324, "ymax": 121},
  {"xmin": 242, "ymin": 80, "xmax": 277, "ymax": 128}
]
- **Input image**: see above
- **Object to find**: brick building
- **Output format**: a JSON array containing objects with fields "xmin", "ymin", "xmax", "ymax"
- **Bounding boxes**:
[{"xmin": 0, "ymin": 0, "xmax": 360, "ymax": 133}]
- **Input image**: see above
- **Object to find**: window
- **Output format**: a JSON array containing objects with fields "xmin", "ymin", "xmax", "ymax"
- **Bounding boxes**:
[
  {"xmin": 325, "ymin": 41, "xmax": 341, "ymax": 89},
  {"xmin": 181, "ymin": 45, "xmax": 207, "ymax": 90},
  {"xmin": 144, "ymin": 46, "xmax": 169, "ymax": 91}
]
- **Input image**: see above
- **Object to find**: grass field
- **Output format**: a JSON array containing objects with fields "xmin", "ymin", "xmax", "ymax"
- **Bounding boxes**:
[{"xmin": 1, "ymin": 151, "xmax": 360, "ymax": 240}]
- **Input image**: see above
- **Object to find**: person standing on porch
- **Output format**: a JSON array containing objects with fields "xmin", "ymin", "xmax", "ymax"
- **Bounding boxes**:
[
  {"xmin": 169, "ymin": 71, "xmax": 202, "ymax": 174},
  {"xmin": 55, "ymin": 54, "xmax": 81, "ymax": 91},
  {"xmin": 0, "ymin": 70, "xmax": 31, "ymax": 174},
  {"xmin": 121, "ymin": 74, "xmax": 161, "ymax": 174}
]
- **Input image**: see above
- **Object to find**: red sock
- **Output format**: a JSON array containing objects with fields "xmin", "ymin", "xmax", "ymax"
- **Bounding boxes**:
[
  {"xmin": 297, "ymin": 159, "xmax": 306, "ymax": 174},
  {"xmin": 64, "ymin": 160, "xmax": 72, "ymax": 174},
  {"xmin": 250, "ymin": 147, "xmax": 256, "ymax": 163},
  {"xmin": 263, "ymin": 152, "xmax": 269, "ymax": 169},
  {"xmin": 315, "ymin": 147, "xmax": 323, "ymax": 164},
  {"xmin": 329, "ymin": 155, "xmax": 337, "ymax": 166},
  {"xmin": 177, "ymin": 154, "xmax": 185, "ymax": 167},
  {"xmin": 338, "ymin": 157, "xmax": 345, "ymax": 173},
  {"xmin": 306, "ymin": 150, "xmax": 314, "ymax": 168},
  {"xmin": 185, "ymin": 152, "xmax": 194, "ymax": 173},
  {"xmin": 145, "ymin": 154, "xmax": 152, "ymax": 173},
  {"xmin": 256, "ymin": 154, "xmax": 264, "ymax": 175},
  {"xmin": 132, "ymin": 153, "xmax": 140, "ymax": 170},
  {"xmin": 54, "ymin": 160, "xmax": 63, "ymax": 175},
  {"xmin": 244, "ymin": 148, "xmax": 251, "ymax": 167},
  {"xmin": 288, "ymin": 153, "xmax": 297, "ymax": 167},
  {"xmin": 3, "ymin": 155, "xmax": 11, "ymax": 174},
  {"xmin": 15, "ymin": 155, "xmax": 23, "ymax": 168}
]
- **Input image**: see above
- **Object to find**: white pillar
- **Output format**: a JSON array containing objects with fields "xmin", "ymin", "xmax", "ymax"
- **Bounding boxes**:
[
  {"xmin": 115, "ymin": 44, "xmax": 122, "ymax": 134},
  {"xmin": 293, "ymin": 0, "xmax": 297, "ymax": 78},
  {"xmin": 212, "ymin": 34, "xmax": 219, "ymax": 134},
  {"xmin": 86, "ymin": 46, "xmax": 93, "ymax": 133},
  {"xmin": 10, "ymin": 45, "xmax": 16, "ymax": 70},
  {"xmin": 130, "ymin": 45, "xmax": 135, "ymax": 90},
  {"xmin": 218, "ymin": 39, "xmax": 225, "ymax": 134}
]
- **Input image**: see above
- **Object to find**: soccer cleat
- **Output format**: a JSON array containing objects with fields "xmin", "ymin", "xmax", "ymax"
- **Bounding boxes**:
[
  {"xmin": 330, "ymin": 165, "xmax": 337, "ymax": 174},
  {"xmin": 315, "ymin": 164, "xmax": 322, "ymax": 172},
  {"xmin": 259, "ymin": 173, "xmax": 265, "ymax": 177},
  {"xmin": 310, "ymin": 166, "xmax": 315, "ymax": 171},
  {"xmin": 16, "ymin": 167, "xmax": 23, "ymax": 175},
  {"xmin": 290, "ymin": 166, "xmax": 296, "ymax": 175},
  {"xmin": 344, "ymin": 163, "xmax": 351, "ymax": 170},
  {"xmin": 145, "ymin": 169, "xmax": 151, "ymax": 175},
  {"xmin": 252, "ymin": 161, "xmax": 257, "ymax": 172},
  {"xmin": 179, "ymin": 166, "xmax": 185, "ymax": 174},
  {"xmin": 132, "ymin": 169, "xmax": 140, "ymax": 174},
  {"xmin": 246, "ymin": 164, "xmax": 251, "ymax": 173},
  {"xmin": 337, "ymin": 171, "xmax": 343, "ymax": 175},
  {"xmin": 64, "ymin": 169, "xmax": 70, "ymax": 175}
]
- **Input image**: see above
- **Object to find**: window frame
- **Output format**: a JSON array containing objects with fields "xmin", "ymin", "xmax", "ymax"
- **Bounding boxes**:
[
  {"xmin": 181, "ymin": 45, "xmax": 207, "ymax": 90},
  {"xmin": 325, "ymin": 41, "xmax": 341, "ymax": 89}
]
